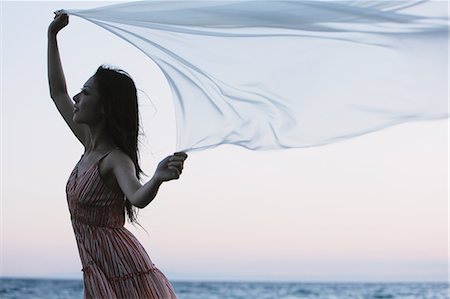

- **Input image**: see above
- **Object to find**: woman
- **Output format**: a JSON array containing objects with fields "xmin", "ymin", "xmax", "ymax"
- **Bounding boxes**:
[{"xmin": 48, "ymin": 11, "xmax": 185, "ymax": 298}]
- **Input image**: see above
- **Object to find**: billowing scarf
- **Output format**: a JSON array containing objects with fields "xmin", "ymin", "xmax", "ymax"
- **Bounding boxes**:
[{"xmin": 64, "ymin": 1, "xmax": 448, "ymax": 152}]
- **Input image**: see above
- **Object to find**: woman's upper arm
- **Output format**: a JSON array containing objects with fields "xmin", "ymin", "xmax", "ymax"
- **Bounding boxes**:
[
  {"xmin": 110, "ymin": 151, "xmax": 142, "ymax": 203},
  {"xmin": 51, "ymin": 93, "xmax": 89, "ymax": 145}
]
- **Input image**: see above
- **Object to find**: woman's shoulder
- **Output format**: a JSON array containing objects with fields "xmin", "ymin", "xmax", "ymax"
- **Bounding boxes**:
[
  {"xmin": 106, "ymin": 147, "xmax": 135, "ymax": 170},
  {"xmin": 99, "ymin": 147, "xmax": 136, "ymax": 180}
]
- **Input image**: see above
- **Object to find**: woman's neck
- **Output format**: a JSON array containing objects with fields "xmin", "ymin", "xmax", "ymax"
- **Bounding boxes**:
[{"xmin": 85, "ymin": 121, "xmax": 116, "ymax": 153}]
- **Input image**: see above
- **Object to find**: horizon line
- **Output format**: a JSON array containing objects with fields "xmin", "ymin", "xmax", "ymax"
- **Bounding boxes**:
[{"xmin": 1, "ymin": 276, "xmax": 448, "ymax": 285}]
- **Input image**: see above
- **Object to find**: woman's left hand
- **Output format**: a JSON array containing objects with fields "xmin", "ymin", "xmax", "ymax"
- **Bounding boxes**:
[{"xmin": 154, "ymin": 152, "xmax": 188, "ymax": 182}]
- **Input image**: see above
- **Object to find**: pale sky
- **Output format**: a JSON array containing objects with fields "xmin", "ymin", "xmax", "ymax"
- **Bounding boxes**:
[{"xmin": 1, "ymin": 1, "xmax": 448, "ymax": 282}]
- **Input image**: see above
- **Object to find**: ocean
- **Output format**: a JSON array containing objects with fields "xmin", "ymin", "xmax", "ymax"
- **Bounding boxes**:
[{"xmin": 0, "ymin": 278, "xmax": 448, "ymax": 299}]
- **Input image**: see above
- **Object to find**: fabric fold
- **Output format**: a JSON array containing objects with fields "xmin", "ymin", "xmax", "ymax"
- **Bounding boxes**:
[{"xmin": 64, "ymin": 0, "xmax": 448, "ymax": 152}]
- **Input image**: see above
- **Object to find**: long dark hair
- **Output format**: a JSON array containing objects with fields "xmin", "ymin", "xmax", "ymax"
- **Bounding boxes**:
[{"xmin": 94, "ymin": 65, "xmax": 143, "ymax": 225}]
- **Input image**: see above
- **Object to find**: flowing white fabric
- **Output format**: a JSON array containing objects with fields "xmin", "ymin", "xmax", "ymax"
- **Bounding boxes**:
[{"xmin": 63, "ymin": 1, "xmax": 448, "ymax": 152}]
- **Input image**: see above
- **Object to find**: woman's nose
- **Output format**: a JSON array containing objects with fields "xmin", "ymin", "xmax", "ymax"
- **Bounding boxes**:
[{"xmin": 73, "ymin": 93, "xmax": 80, "ymax": 103}]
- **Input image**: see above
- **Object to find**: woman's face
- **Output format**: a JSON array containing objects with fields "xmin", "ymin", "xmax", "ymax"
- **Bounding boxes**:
[{"xmin": 72, "ymin": 76, "xmax": 104, "ymax": 125}]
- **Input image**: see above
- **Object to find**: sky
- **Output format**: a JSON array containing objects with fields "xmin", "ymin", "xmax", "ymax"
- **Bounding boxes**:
[{"xmin": 1, "ymin": 1, "xmax": 448, "ymax": 282}]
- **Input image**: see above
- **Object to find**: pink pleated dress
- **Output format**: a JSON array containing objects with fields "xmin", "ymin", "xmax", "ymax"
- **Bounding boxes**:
[{"xmin": 66, "ymin": 150, "xmax": 177, "ymax": 299}]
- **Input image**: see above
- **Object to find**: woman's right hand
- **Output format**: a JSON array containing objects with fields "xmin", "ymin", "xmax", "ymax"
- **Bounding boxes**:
[
  {"xmin": 48, "ymin": 10, "xmax": 69, "ymax": 35},
  {"xmin": 154, "ymin": 152, "xmax": 188, "ymax": 183}
]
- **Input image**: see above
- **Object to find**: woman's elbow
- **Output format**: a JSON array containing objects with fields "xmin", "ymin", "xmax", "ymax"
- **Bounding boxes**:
[
  {"xmin": 128, "ymin": 196, "xmax": 149, "ymax": 209},
  {"xmin": 133, "ymin": 202, "xmax": 146, "ymax": 209}
]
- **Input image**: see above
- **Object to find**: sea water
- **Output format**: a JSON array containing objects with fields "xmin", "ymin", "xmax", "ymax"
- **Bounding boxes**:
[{"xmin": 0, "ymin": 278, "xmax": 448, "ymax": 299}]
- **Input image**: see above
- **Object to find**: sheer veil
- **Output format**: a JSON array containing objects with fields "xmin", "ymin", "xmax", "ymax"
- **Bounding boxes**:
[{"xmin": 63, "ymin": 0, "xmax": 448, "ymax": 152}]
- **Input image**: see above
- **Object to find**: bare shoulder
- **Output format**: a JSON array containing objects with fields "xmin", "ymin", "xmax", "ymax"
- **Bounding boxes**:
[
  {"xmin": 98, "ymin": 148, "xmax": 139, "ymax": 195},
  {"xmin": 101, "ymin": 148, "xmax": 142, "ymax": 199},
  {"xmin": 104, "ymin": 148, "xmax": 136, "ymax": 173}
]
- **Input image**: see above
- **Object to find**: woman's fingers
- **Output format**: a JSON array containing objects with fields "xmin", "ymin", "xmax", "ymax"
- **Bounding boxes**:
[
  {"xmin": 168, "ymin": 163, "xmax": 183, "ymax": 175},
  {"xmin": 168, "ymin": 161, "xmax": 183, "ymax": 168},
  {"xmin": 168, "ymin": 166, "xmax": 180, "ymax": 178},
  {"xmin": 168, "ymin": 153, "xmax": 186, "ymax": 171},
  {"xmin": 158, "ymin": 152, "xmax": 187, "ymax": 181},
  {"xmin": 169, "ymin": 155, "xmax": 186, "ymax": 162},
  {"xmin": 174, "ymin": 152, "xmax": 188, "ymax": 159},
  {"xmin": 50, "ymin": 12, "xmax": 69, "ymax": 34}
]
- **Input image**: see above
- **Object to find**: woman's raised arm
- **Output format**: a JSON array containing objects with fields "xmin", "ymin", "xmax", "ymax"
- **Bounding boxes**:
[{"xmin": 47, "ymin": 11, "xmax": 88, "ymax": 145}]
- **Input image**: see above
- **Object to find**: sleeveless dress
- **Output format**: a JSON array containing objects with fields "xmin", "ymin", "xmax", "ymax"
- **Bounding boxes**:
[{"xmin": 66, "ymin": 150, "xmax": 178, "ymax": 299}]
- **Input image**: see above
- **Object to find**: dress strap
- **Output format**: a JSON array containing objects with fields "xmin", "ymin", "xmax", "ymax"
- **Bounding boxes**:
[{"xmin": 97, "ymin": 147, "xmax": 120, "ymax": 165}]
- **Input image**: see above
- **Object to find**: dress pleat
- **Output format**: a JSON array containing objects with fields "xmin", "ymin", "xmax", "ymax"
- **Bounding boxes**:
[{"xmin": 66, "ymin": 150, "xmax": 177, "ymax": 299}]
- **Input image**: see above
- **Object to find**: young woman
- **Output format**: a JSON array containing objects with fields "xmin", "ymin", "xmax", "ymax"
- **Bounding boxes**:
[{"xmin": 48, "ymin": 11, "xmax": 185, "ymax": 298}]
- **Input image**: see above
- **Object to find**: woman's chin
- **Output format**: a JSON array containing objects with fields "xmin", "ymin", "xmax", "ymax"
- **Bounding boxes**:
[{"xmin": 73, "ymin": 115, "xmax": 81, "ymax": 124}]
